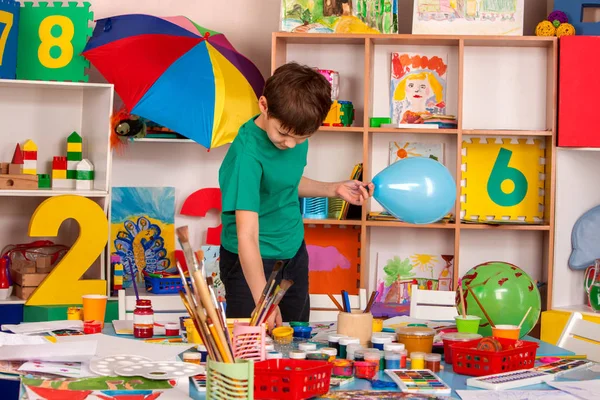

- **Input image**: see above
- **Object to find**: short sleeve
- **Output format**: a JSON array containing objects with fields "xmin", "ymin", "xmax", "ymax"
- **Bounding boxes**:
[{"xmin": 220, "ymin": 153, "xmax": 262, "ymax": 213}]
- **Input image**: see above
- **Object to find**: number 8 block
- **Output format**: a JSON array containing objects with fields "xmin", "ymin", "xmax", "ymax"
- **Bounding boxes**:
[
  {"xmin": 461, "ymin": 137, "xmax": 545, "ymax": 224},
  {"xmin": 16, "ymin": 1, "xmax": 93, "ymax": 82}
]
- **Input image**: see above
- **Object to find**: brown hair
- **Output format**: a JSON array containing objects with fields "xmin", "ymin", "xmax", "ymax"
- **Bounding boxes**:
[{"xmin": 263, "ymin": 62, "xmax": 332, "ymax": 136}]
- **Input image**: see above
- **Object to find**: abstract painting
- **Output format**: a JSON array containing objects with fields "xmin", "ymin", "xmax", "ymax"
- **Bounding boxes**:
[
  {"xmin": 305, "ymin": 225, "xmax": 360, "ymax": 295},
  {"xmin": 389, "ymin": 141, "xmax": 445, "ymax": 165},
  {"xmin": 390, "ymin": 52, "xmax": 448, "ymax": 125},
  {"xmin": 110, "ymin": 187, "xmax": 176, "ymax": 288},
  {"xmin": 412, "ymin": 0, "xmax": 524, "ymax": 36},
  {"xmin": 371, "ymin": 252, "xmax": 454, "ymax": 318},
  {"xmin": 280, "ymin": 0, "xmax": 398, "ymax": 34}
]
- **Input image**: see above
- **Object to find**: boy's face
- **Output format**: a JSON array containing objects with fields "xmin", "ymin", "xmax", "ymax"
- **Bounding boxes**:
[{"xmin": 258, "ymin": 96, "xmax": 311, "ymax": 150}]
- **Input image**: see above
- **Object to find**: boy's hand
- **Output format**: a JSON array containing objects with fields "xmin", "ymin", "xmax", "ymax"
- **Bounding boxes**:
[
  {"xmin": 335, "ymin": 180, "xmax": 374, "ymax": 206},
  {"xmin": 266, "ymin": 306, "xmax": 283, "ymax": 331}
]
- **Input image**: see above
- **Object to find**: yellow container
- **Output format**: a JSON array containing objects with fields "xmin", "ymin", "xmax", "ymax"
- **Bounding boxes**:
[
  {"xmin": 396, "ymin": 326, "xmax": 435, "ymax": 355},
  {"xmin": 67, "ymin": 307, "xmax": 83, "ymax": 320},
  {"xmin": 372, "ymin": 318, "xmax": 384, "ymax": 333},
  {"xmin": 184, "ymin": 319, "xmax": 203, "ymax": 344}
]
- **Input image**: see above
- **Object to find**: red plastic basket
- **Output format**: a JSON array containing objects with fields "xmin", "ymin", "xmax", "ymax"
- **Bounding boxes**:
[
  {"xmin": 254, "ymin": 359, "xmax": 332, "ymax": 400},
  {"xmin": 451, "ymin": 337, "xmax": 539, "ymax": 376}
]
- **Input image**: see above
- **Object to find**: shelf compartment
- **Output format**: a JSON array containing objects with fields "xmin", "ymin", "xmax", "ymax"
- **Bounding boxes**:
[
  {"xmin": 366, "ymin": 220, "xmax": 456, "ymax": 229},
  {"xmin": 0, "ymin": 189, "xmax": 109, "ymax": 197},
  {"xmin": 304, "ymin": 218, "xmax": 361, "ymax": 226},
  {"xmin": 462, "ymin": 129, "xmax": 553, "ymax": 137},
  {"xmin": 460, "ymin": 223, "xmax": 550, "ymax": 231},
  {"xmin": 133, "ymin": 138, "xmax": 194, "ymax": 143},
  {"xmin": 370, "ymin": 127, "xmax": 457, "ymax": 135}
]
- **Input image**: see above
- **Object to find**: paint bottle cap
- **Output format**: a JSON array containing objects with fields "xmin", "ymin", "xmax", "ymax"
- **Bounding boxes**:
[
  {"xmin": 410, "ymin": 352, "xmax": 426, "ymax": 360},
  {"xmin": 384, "ymin": 343, "xmax": 405, "ymax": 352},
  {"xmin": 396, "ymin": 326, "xmax": 435, "ymax": 337},
  {"xmin": 364, "ymin": 350, "xmax": 382, "ymax": 361},
  {"xmin": 321, "ymin": 347, "xmax": 338, "ymax": 357},
  {"xmin": 385, "ymin": 351, "xmax": 401, "ymax": 360},
  {"xmin": 425, "ymin": 353, "xmax": 441, "ymax": 362},
  {"xmin": 183, "ymin": 352, "xmax": 201, "ymax": 361},
  {"xmin": 328, "ymin": 334, "xmax": 348, "ymax": 343},
  {"xmin": 339, "ymin": 337, "xmax": 360, "ymax": 346},
  {"xmin": 371, "ymin": 334, "xmax": 394, "ymax": 344},
  {"xmin": 266, "ymin": 351, "xmax": 283, "ymax": 359},
  {"xmin": 298, "ymin": 342, "xmax": 317, "ymax": 352},
  {"xmin": 265, "ymin": 344, "xmax": 275, "ymax": 351},
  {"xmin": 289, "ymin": 350, "xmax": 306, "ymax": 359}
]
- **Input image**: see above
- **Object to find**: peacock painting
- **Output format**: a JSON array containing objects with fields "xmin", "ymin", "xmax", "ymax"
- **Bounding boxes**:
[{"xmin": 110, "ymin": 187, "xmax": 176, "ymax": 286}]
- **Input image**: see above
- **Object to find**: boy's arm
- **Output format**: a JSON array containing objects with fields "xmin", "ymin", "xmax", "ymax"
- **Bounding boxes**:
[
  {"xmin": 236, "ymin": 210, "xmax": 266, "ymax": 305},
  {"xmin": 299, "ymin": 176, "xmax": 374, "ymax": 205}
]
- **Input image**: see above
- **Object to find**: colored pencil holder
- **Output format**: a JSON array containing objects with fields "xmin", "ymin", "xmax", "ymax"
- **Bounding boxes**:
[
  {"xmin": 300, "ymin": 197, "xmax": 328, "ymax": 219},
  {"xmin": 232, "ymin": 322, "xmax": 266, "ymax": 361},
  {"xmin": 206, "ymin": 359, "xmax": 254, "ymax": 399},
  {"xmin": 337, "ymin": 311, "xmax": 373, "ymax": 346}
]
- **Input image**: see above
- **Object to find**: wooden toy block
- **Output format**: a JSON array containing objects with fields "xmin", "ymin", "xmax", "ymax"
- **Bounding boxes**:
[
  {"xmin": 23, "ymin": 159, "xmax": 36, "ymax": 175},
  {"xmin": 11, "ymin": 259, "xmax": 36, "ymax": 273},
  {"xmin": 10, "ymin": 262, "xmax": 49, "ymax": 300},
  {"xmin": 52, "ymin": 156, "xmax": 67, "ymax": 170},
  {"xmin": 35, "ymin": 255, "xmax": 52, "ymax": 273},
  {"xmin": 13, "ymin": 285, "xmax": 36, "ymax": 300},
  {"xmin": 11, "ymin": 143, "xmax": 23, "ymax": 165},
  {"xmin": 8, "ymin": 163, "xmax": 21, "ymax": 175},
  {"xmin": 38, "ymin": 174, "xmax": 50, "ymax": 189},
  {"xmin": 0, "ymin": 163, "xmax": 8, "ymax": 174},
  {"xmin": 51, "ymin": 169, "xmax": 67, "ymax": 179},
  {"xmin": 0, "ymin": 174, "xmax": 38, "ymax": 190}
]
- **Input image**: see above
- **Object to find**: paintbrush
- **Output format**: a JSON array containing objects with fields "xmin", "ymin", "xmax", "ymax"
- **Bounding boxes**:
[
  {"xmin": 178, "ymin": 291, "xmax": 217, "ymax": 361},
  {"xmin": 327, "ymin": 293, "xmax": 344, "ymax": 312},
  {"xmin": 364, "ymin": 290, "xmax": 378, "ymax": 313},
  {"xmin": 518, "ymin": 306, "xmax": 532, "ymax": 328},
  {"xmin": 466, "ymin": 284, "xmax": 495, "ymax": 328},
  {"xmin": 261, "ymin": 279, "xmax": 294, "ymax": 326},
  {"xmin": 458, "ymin": 279, "xmax": 467, "ymax": 318},
  {"xmin": 251, "ymin": 261, "xmax": 284, "ymax": 321},
  {"xmin": 207, "ymin": 276, "xmax": 232, "ymax": 349},
  {"xmin": 176, "ymin": 226, "xmax": 202, "ymax": 273},
  {"xmin": 251, "ymin": 276, "xmax": 280, "ymax": 326}
]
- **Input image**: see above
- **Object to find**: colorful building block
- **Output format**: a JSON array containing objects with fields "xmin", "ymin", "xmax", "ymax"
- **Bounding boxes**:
[
  {"xmin": 67, "ymin": 132, "xmax": 82, "ymax": 183},
  {"xmin": 113, "ymin": 262, "xmax": 124, "ymax": 291},
  {"xmin": 51, "ymin": 156, "xmax": 72, "ymax": 188},
  {"xmin": 52, "ymin": 156, "xmax": 67, "ymax": 170},
  {"xmin": 75, "ymin": 159, "xmax": 94, "ymax": 190},
  {"xmin": 22, "ymin": 139, "xmax": 37, "ymax": 175},
  {"xmin": 38, "ymin": 174, "xmax": 50, "ymax": 188},
  {"xmin": 11, "ymin": 143, "xmax": 23, "ymax": 164}
]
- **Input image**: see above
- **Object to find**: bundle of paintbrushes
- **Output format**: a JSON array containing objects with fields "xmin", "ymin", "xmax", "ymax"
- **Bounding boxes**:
[
  {"xmin": 175, "ymin": 226, "xmax": 234, "ymax": 363},
  {"xmin": 250, "ymin": 261, "xmax": 294, "ymax": 327}
]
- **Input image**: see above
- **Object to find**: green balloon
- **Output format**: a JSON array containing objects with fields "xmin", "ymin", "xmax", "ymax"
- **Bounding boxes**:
[{"xmin": 456, "ymin": 262, "xmax": 541, "ymax": 338}]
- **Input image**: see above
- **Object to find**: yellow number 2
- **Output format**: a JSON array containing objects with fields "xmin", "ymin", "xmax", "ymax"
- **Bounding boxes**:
[
  {"xmin": 26, "ymin": 195, "xmax": 108, "ymax": 305},
  {"xmin": 0, "ymin": 10, "xmax": 13, "ymax": 66},
  {"xmin": 38, "ymin": 15, "xmax": 74, "ymax": 69}
]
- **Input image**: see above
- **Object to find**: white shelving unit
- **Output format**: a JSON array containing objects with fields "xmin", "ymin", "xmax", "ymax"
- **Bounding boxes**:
[{"xmin": 0, "ymin": 79, "xmax": 114, "ymax": 304}]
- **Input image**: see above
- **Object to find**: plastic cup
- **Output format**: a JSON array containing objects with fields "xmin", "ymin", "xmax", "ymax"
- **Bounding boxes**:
[
  {"xmin": 454, "ymin": 315, "xmax": 481, "ymax": 334},
  {"xmin": 492, "ymin": 324, "xmax": 520, "ymax": 340},
  {"xmin": 82, "ymin": 294, "xmax": 108, "ymax": 328}
]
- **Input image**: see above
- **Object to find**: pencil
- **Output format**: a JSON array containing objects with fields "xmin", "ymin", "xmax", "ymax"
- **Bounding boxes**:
[{"xmin": 327, "ymin": 293, "xmax": 344, "ymax": 312}]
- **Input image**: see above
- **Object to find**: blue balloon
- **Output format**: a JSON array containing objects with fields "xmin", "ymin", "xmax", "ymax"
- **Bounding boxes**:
[{"xmin": 372, "ymin": 157, "xmax": 456, "ymax": 224}]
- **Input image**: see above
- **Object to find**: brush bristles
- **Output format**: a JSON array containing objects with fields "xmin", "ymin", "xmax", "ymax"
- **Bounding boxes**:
[
  {"xmin": 175, "ymin": 226, "xmax": 190, "ymax": 243},
  {"xmin": 279, "ymin": 279, "xmax": 293, "ymax": 292}
]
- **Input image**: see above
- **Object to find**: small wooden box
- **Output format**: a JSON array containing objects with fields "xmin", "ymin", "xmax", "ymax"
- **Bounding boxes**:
[
  {"xmin": 0, "ymin": 174, "xmax": 37, "ymax": 190},
  {"xmin": 9, "ymin": 256, "xmax": 53, "ymax": 300}
]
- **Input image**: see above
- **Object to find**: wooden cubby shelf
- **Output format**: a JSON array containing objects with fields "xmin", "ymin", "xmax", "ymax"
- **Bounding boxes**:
[{"xmin": 273, "ymin": 32, "xmax": 557, "ymax": 310}]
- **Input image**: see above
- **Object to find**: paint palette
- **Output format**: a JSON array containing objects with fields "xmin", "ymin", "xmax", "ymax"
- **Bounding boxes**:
[
  {"xmin": 90, "ymin": 355, "xmax": 152, "ymax": 376},
  {"xmin": 534, "ymin": 359, "xmax": 594, "ymax": 376},
  {"xmin": 384, "ymin": 369, "xmax": 451, "ymax": 395},
  {"xmin": 466, "ymin": 369, "xmax": 555, "ymax": 390},
  {"xmin": 114, "ymin": 360, "xmax": 205, "ymax": 380}
]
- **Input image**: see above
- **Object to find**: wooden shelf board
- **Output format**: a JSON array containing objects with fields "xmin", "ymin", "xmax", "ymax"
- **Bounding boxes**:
[
  {"xmin": 133, "ymin": 138, "xmax": 194, "ymax": 143},
  {"xmin": 304, "ymin": 219, "xmax": 361, "ymax": 226},
  {"xmin": 463, "ymin": 36, "xmax": 556, "ymax": 48},
  {"xmin": 462, "ymin": 129, "xmax": 552, "ymax": 137},
  {"xmin": 274, "ymin": 32, "xmax": 367, "ymax": 45},
  {"xmin": 0, "ymin": 78, "xmax": 113, "ymax": 90},
  {"xmin": 558, "ymin": 147, "xmax": 600, "ymax": 152},
  {"xmin": 369, "ymin": 127, "xmax": 457, "ymax": 135},
  {"xmin": 366, "ymin": 220, "xmax": 456, "ymax": 229},
  {"xmin": 320, "ymin": 126, "xmax": 364, "ymax": 133},
  {"xmin": 460, "ymin": 223, "xmax": 550, "ymax": 231},
  {"xmin": 0, "ymin": 189, "xmax": 109, "ymax": 197},
  {"xmin": 553, "ymin": 304, "xmax": 600, "ymax": 318}
]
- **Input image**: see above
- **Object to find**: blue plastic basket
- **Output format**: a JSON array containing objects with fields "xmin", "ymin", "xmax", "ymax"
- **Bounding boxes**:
[
  {"xmin": 301, "ymin": 197, "xmax": 328, "ymax": 219},
  {"xmin": 144, "ymin": 274, "xmax": 191, "ymax": 294}
]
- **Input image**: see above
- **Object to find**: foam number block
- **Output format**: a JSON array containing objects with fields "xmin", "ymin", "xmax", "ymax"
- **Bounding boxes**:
[
  {"xmin": 461, "ymin": 138, "xmax": 545, "ymax": 223},
  {"xmin": 181, "ymin": 188, "xmax": 222, "ymax": 245},
  {"xmin": 26, "ymin": 195, "xmax": 108, "ymax": 305},
  {"xmin": 16, "ymin": 1, "xmax": 93, "ymax": 82},
  {"xmin": 0, "ymin": 0, "xmax": 19, "ymax": 79}
]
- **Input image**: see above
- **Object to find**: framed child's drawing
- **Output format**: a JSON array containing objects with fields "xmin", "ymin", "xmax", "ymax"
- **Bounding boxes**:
[{"xmin": 412, "ymin": 0, "xmax": 524, "ymax": 36}]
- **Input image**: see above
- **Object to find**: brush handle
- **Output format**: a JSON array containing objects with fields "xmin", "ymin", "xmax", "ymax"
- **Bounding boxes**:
[
  {"xmin": 178, "ymin": 291, "xmax": 218, "ymax": 361},
  {"xmin": 252, "ymin": 261, "xmax": 283, "ymax": 319},
  {"xmin": 458, "ymin": 284, "xmax": 467, "ymax": 318},
  {"xmin": 327, "ymin": 293, "xmax": 344, "ymax": 312},
  {"xmin": 364, "ymin": 291, "xmax": 378, "ymax": 313},
  {"xmin": 466, "ymin": 284, "xmax": 495, "ymax": 328}
]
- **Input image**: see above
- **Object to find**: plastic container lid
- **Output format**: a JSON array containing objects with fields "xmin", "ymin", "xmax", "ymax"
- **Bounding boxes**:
[
  {"xmin": 364, "ymin": 350, "xmax": 382, "ymax": 361},
  {"xmin": 441, "ymin": 332, "xmax": 482, "ymax": 342},
  {"xmin": 165, "ymin": 322, "xmax": 179, "ymax": 329},
  {"xmin": 396, "ymin": 326, "xmax": 435, "ymax": 337},
  {"xmin": 272, "ymin": 326, "xmax": 294, "ymax": 338},
  {"xmin": 371, "ymin": 334, "xmax": 394, "ymax": 344},
  {"xmin": 339, "ymin": 337, "xmax": 360, "ymax": 346},
  {"xmin": 321, "ymin": 347, "xmax": 337, "ymax": 357},
  {"xmin": 289, "ymin": 350, "xmax": 306, "ymax": 359},
  {"xmin": 183, "ymin": 352, "xmax": 201, "ymax": 360},
  {"xmin": 265, "ymin": 344, "xmax": 275, "ymax": 351},
  {"xmin": 410, "ymin": 352, "xmax": 426, "ymax": 359},
  {"xmin": 425, "ymin": 353, "xmax": 441, "ymax": 362},
  {"xmin": 385, "ymin": 351, "xmax": 401, "ymax": 360},
  {"xmin": 290, "ymin": 321, "xmax": 310, "ymax": 327},
  {"xmin": 352, "ymin": 349, "xmax": 366, "ymax": 359},
  {"xmin": 384, "ymin": 343, "xmax": 405, "ymax": 352},
  {"xmin": 298, "ymin": 342, "xmax": 317, "ymax": 351},
  {"xmin": 328, "ymin": 334, "xmax": 348, "ymax": 343},
  {"xmin": 266, "ymin": 351, "xmax": 283, "ymax": 359}
]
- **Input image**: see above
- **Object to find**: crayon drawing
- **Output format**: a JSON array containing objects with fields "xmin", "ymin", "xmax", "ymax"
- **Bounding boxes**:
[
  {"xmin": 110, "ymin": 187, "xmax": 176, "ymax": 287},
  {"xmin": 389, "ymin": 141, "xmax": 445, "ymax": 165},
  {"xmin": 390, "ymin": 53, "xmax": 448, "ymax": 125},
  {"xmin": 412, "ymin": 0, "xmax": 524, "ymax": 36}
]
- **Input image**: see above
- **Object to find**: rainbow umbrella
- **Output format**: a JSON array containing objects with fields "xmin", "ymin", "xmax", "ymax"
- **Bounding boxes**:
[{"xmin": 83, "ymin": 14, "xmax": 264, "ymax": 149}]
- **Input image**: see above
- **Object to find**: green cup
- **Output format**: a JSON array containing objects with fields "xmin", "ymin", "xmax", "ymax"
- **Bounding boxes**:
[{"xmin": 454, "ymin": 315, "xmax": 481, "ymax": 334}]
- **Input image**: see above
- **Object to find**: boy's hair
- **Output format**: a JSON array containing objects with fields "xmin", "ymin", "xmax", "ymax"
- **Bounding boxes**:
[{"xmin": 263, "ymin": 62, "xmax": 332, "ymax": 136}]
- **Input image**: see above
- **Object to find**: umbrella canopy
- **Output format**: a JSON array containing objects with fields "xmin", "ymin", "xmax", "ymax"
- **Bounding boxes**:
[{"xmin": 83, "ymin": 14, "xmax": 264, "ymax": 149}]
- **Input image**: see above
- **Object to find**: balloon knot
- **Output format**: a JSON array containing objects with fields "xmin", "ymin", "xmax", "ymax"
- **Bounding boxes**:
[{"xmin": 203, "ymin": 32, "xmax": 210, "ymax": 40}]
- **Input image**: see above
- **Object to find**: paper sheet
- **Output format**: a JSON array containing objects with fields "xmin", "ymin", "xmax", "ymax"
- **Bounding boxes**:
[
  {"xmin": 548, "ymin": 380, "xmax": 600, "ymax": 400},
  {"xmin": 0, "ymin": 340, "xmax": 97, "ymax": 362},
  {"xmin": 457, "ymin": 390, "xmax": 577, "ymax": 400},
  {"xmin": 56, "ymin": 333, "xmax": 194, "ymax": 361},
  {"xmin": 0, "ymin": 332, "xmax": 50, "ymax": 346},
  {"xmin": 18, "ymin": 361, "xmax": 95, "ymax": 378},
  {"xmin": 1, "ymin": 320, "xmax": 83, "ymax": 334}
]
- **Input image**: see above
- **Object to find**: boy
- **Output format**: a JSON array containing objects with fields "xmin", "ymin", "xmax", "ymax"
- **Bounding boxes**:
[{"xmin": 219, "ymin": 62, "xmax": 373, "ymax": 329}]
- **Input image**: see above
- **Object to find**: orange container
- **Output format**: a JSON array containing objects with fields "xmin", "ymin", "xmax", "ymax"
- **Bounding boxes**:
[
  {"xmin": 396, "ymin": 326, "xmax": 435, "ymax": 355},
  {"xmin": 491, "ymin": 325, "xmax": 520, "ymax": 340}
]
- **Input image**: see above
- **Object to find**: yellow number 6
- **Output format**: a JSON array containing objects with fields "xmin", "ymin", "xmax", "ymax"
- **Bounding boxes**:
[
  {"xmin": 38, "ymin": 15, "xmax": 74, "ymax": 69},
  {"xmin": 26, "ymin": 195, "xmax": 108, "ymax": 306}
]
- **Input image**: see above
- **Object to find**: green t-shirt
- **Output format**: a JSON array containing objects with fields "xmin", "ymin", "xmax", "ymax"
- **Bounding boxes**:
[{"xmin": 219, "ymin": 117, "xmax": 308, "ymax": 259}]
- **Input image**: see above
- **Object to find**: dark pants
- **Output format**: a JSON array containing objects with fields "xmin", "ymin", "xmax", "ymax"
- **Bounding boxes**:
[{"xmin": 219, "ymin": 242, "xmax": 310, "ymax": 322}]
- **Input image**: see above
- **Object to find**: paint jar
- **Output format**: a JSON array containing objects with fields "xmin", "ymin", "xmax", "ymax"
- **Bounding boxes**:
[
  {"xmin": 384, "ymin": 343, "xmax": 405, "ymax": 353},
  {"xmin": 298, "ymin": 342, "xmax": 317, "ymax": 352},
  {"xmin": 353, "ymin": 361, "xmax": 378, "ymax": 380},
  {"xmin": 83, "ymin": 320, "xmax": 102, "ymax": 334},
  {"xmin": 272, "ymin": 326, "xmax": 294, "ymax": 344},
  {"xmin": 347, "ymin": 344, "xmax": 364, "ymax": 361},
  {"xmin": 492, "ymin": 324, "xmax": 521, "ymax": 340},
  {"xmin": 266, "ymin": 351, "xmax": 283, "ymax": 359},
  {"xmin": 133, "ymin": 299, "xmax": 154, "ymax": 339},
  {"xmin": 385, "ymin": 351, "xmax": 401, "ymax": 370},
  {"xmin": 441, "ymin": 332, "xmax": 482, "ymax": 364},
  {"xmin": 339, "ymin": 337, "xmax": 360, "ymax": 359},
  {"xmin": 425, "ymin": 353, "xmax": 441, "ymax": 372},
  {"xmin": 353, "ymin": 348, "xmax": 366, "ymax": 362},
  {"xmin": 332, "ymin": 359, "xmax": 353, "ymax": 377},
  {"xmin": 410, "ymin": 352, "xmax": 425, "ymax": 370},
  {"xmin": 364, "ymin": 350, "xmax": 383, "ymax": 373},
  {"xmin": 164, "ymin": 322, "xmax": 180, "ymax": 337},
  {"xmin": 183, "ymin": 352, "xmax": 202, "ymax": 365},
  {"xmin": 337, "ymin": 311, "xmax": 373, "ymax": 346},
  {"xmin": 67, "ymin": 307, "xmax": 83, "ymax": 320},
  {"xmin": 307, "ymin": 352, "xmax": 330, "ymax": 361},
  {"xmin": 396, "ymin": 326, "xmax": 435, "ymax": 355},
  {"xmin": 321, "ymin": 347, "xmax": 337, "ymax": 362},
  {"xmin": 289, "ymin": 350, "xmax": 306, "ymax": 360},
  {"xmin": 372, "ymin": 318, "xmax": 384, "ymax": 332},
  {"xmin": 371, "ymin": 333, "xmax": 394, "ymax": 350},
  {"xmin": 197, "ymin": 345, "xmax": 208, "ymax": 362},
  {"xmin": 184, "ymin": 319, "xmax": 202, "ymax": 344},
  {"xmin": 399, "ymin": 349, "xmax": 408, "ymax": 368},
  {"xmin": 328, "ymin": 333, "xmax": 348, "ymax": 354},
  {"xmin": 293, "ymin": 325, "xmax": 313, "ymax": 340}
]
